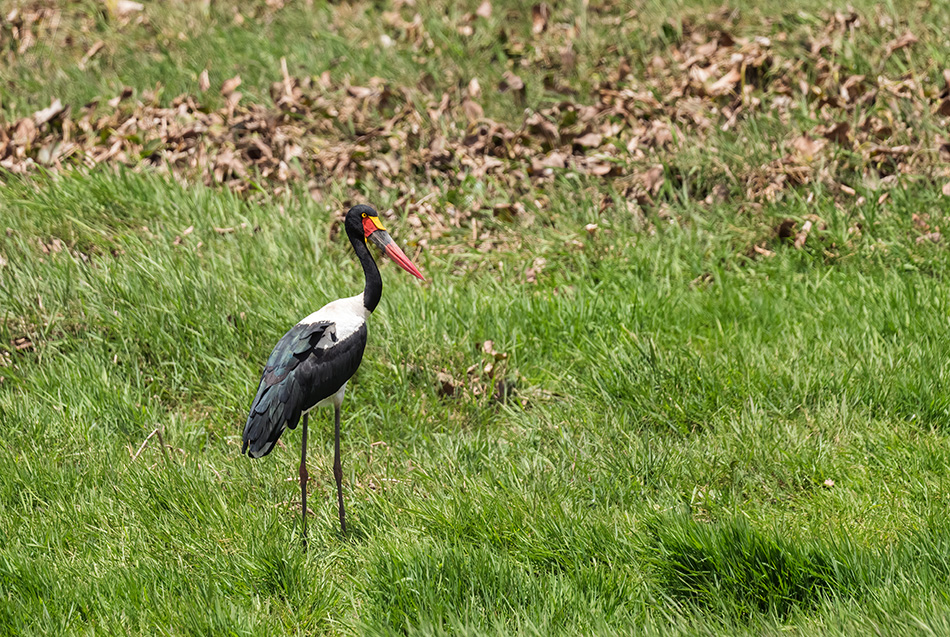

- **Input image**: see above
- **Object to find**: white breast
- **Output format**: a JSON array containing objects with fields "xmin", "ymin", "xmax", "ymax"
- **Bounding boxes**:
[{"xmin": 299, "ymin": 293, "xmax": 368, "ymax": 342}]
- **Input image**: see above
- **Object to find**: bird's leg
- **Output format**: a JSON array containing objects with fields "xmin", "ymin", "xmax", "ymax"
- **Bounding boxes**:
[
  {"xmin": 299, "ymin": 413, "xmax": 309, "ymax": 548},
  {"xmin": 333, "ymin": 405, "xmax": 346, "ymax": 535}
]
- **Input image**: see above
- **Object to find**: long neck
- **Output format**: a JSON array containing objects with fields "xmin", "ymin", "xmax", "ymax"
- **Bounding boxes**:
[{"xmin": 349, "ymin": 230, "xmax": 381, "ymax": 313}]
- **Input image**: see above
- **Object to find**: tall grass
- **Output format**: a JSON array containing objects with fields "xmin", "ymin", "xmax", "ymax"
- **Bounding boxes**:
[{"xmin": 2, "ymin": 169, "xmax": 950, "ymax": 634}]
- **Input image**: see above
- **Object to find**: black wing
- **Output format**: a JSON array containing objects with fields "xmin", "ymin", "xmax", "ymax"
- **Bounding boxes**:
[{"xmin": 242, "ymin": 320, "xmax": 368, "ymax": 458}]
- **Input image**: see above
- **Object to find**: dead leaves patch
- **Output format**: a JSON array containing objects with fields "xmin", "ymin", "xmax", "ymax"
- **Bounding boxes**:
[
  {"xmin": 430, "ymin": 339, "xmax": 520, "ymax": 405},
  {"xmin": 1, "ymin": 5, "xmax": 949, "ymax": 246}
]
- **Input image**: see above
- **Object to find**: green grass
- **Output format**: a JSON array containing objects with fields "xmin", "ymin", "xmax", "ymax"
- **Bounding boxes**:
[
  {"xmin": 3, "ymin": 168, "xmax": 950, "ymax": 635},
  {"xmin": 4, "ymin": 0, "xmax": 950, "ymax": 634}
]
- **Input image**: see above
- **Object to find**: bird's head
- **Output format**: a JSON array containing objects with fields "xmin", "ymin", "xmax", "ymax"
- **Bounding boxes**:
[{"xmin": 346, "ymin": 205, "xmax": 425, "ymax": 280}]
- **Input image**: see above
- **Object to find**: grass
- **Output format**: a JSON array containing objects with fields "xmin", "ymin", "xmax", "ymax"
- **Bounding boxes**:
[
  {"xmin": 3, "ymin": 0, "xmax": 950, "ymax": 635},
  {"xmin": 3, "ymin": 169, "xmax": 950, "ymax": 634}
]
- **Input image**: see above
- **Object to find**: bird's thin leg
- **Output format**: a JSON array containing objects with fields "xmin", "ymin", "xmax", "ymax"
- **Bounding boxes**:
[
  {"xmin": 333, "ymin": 405, "xmax": 346, "ymax": 535},
  {"xmin": 300, "ymin": 413, "xmax": 309, "ymax": 548}
]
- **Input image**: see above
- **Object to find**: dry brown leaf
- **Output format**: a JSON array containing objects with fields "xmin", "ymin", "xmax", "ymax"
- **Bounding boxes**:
[
  {"xmin": 78, "ymin": 40, "xmax": 104, "ymax": 69},
  {"xmin": 117, "ymin": 0, "xmax": 143, "ymax": 14},
  {"xmin": 221, "ymin": 75, "xmax": 242, "ymax": 96},
  {"xmin": 499, "ymin": 71, "xmax": 525, "ymax": 93},
  {"xmin": 917, "ymin": 232, "xmax": 942, "ymax": 244},
  {"xmin": 173, "ymin": 225, "xmax": 195, "ymax": 246},
  {"xmin": 347, "ymin": 85, "xmax": 374, "ymax": 99},
  {"xmin": 646, "ymin": 121, "xmax": 673, "ymax": 148},
  {"xmin": 13, "ymin": 118, "xmax": 37, "ymax": 146},
  {"xmin": 226, "ymin": 91, "xmax": 243, "ymax": 112},
  {"xmin": 462, "ymin": 98, "xmax": 484, "ymax": 122},
  {"xmin": 868, "ymin": 144, "xmax": 912, "ymax": 157},
  {"xmin": 579, "ymin": 156, "xmax": 616, "ymax": 176},
  {"xmin": 198, "ymin": 69, "xmax": 210, "ymax": 92},
  {"xmin": 885, "ymin": 30, "xmax": 917, "ymax": 56},
  {"xmin": 33, "ymin": 99, "xmax": 65, "ymax": 126},
  {"xmin": 640, "ymin": 165, "xmax": 665, "ymax": 193},
  {"xmin": 791, "ymin": 134, "xmax": 826, "ymax": 161},
  {"xmin": 942, "ymin": 181, "xmax": 950, "ymax": 197},
  {"xmin": 531, "ymin": 150, "xmax": 567, "ymax": 173},
  {"xmin": 475, "ymin": 0, "xmax": 492, "ymax": 19},
  {"xmin": 707, "ymin": 67, "xmax": 741, "ymax": 96},
  {"xmin": 574, "ymin": 132, "xmax": 603, "ymax": 148},
  {"xmin": 531, "ymin": 3, "xmax": 550, "ymax": 35},
  {"xmin": 467, "ymin": 77, "xmax": 481, "ymax": 98},
  {"xmin": 794, "ymin": 220, "xmax": 812, "ymax": 249}
]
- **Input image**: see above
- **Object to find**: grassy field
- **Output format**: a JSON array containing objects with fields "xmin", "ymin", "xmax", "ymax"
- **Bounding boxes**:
[{"xmin": 3, "ymin": 0, "xmax": 950, "ymax": 634}]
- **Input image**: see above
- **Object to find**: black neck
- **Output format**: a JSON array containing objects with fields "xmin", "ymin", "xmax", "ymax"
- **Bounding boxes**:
[{"xmin": 348, "ymin": 226, "xmax": 381, "ymax": 313}]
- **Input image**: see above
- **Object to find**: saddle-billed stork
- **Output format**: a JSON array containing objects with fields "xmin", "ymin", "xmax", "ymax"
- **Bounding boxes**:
[{"xmin": 242, "ymin": 204, "xmax": 424, "ymax": 539}]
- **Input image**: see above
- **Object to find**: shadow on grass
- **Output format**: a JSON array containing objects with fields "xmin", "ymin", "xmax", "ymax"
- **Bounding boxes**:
[{"xmin": 648, "ymin": 515, "xmax": 868, "ymax": 620}]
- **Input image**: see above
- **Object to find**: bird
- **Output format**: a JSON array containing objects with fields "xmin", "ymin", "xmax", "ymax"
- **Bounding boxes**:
[{"xmin": 242, "ymin": 204, "xmax": 424, "ymax": 540}]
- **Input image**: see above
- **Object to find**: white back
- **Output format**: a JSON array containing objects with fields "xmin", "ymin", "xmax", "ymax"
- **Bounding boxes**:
[{"xmin": 299, "ymin": 293, "xmax": 368, "ymax": 342}]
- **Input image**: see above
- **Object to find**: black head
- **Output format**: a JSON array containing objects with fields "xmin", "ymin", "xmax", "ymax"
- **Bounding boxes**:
[
  {"xmin": 343, "ymin": 204, "xmax": 425, "ymax": 280},
  {"xmin": 344, "ymin": 204, "xmax": 379, "ymax": 238}
]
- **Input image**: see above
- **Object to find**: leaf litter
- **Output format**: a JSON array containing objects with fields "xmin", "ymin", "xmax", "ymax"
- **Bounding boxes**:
[{"xmin": 2, "ymin": 4, "xmax": 950, "ymax": 255}]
